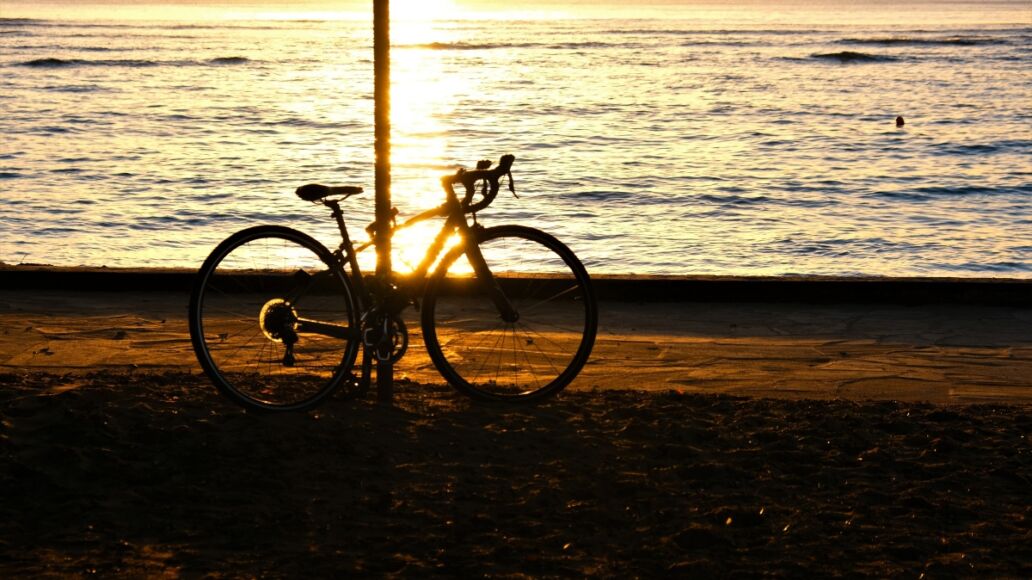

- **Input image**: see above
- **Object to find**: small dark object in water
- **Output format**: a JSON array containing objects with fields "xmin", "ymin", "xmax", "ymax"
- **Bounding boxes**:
[{"xmin": 896, "ymin": 116, "xmax": 905, "ymax": 127}]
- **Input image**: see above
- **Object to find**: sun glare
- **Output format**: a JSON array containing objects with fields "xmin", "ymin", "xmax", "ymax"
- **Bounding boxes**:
[
  {"xmin": 385, "ymin": 10, "xmax": 464, "ymax": 272},
  {"xmin": 248, "ymin": 0, "xmax": 459, "ymax": 22},
  {"xmin": 392, "ymin": 0, "xmax": 458, "ymax": 22}
]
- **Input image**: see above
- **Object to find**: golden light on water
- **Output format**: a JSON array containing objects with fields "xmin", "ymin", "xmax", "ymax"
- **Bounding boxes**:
[
  {"xmin": 0, "ymin": 0, "xmax": 462, "ymax": 22},
  {"xmin": 0, "ymin": 0, "xmax": 516, "ymax": 274},
  {"xmin": 388, "ymin": 16, "xmax": 462, "ymax": 272},
  {"xmin": 392, "ymin": 0, "xmax": 459, "ymax": 22},
  {"xmin": 253, "ymin": 0, "xmax": 459, "ymax": 21},
  {"xmin": 8, "ymin": 1, "xmax": 1025, "ymax": 276}
]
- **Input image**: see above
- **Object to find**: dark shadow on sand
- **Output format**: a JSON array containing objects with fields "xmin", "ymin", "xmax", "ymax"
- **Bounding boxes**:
[{"xmin": 2, "ymin": 372, "xmax": 1030, "ymax": 576}]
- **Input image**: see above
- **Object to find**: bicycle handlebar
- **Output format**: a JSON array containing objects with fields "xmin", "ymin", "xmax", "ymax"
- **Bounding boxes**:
[{"xmin": 442, "ymin": 154, "xmax": 515, "ymax": 213}]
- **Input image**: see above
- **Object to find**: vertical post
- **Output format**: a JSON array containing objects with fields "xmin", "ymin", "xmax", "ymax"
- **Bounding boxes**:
[{"xmin": 373, "ymin": 0, "xmax": 393, "ymax": 403}]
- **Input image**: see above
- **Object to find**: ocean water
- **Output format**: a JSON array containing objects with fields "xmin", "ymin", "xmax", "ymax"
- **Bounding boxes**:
[{"xmin": 1, "ymin": 3, "xmax": 1030, "ymax": 277}]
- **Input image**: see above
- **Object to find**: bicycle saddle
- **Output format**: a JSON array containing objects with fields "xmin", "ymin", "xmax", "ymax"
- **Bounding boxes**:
[{"xmin": 295, "ymin": 183, "xmax": 364, "ymax": 202}]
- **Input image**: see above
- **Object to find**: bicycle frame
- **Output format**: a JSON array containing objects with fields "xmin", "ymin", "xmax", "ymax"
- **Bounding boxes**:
[
  {"xmin": 189, "ymin": 153, "xmax": 598, "ymax": 408},
  {"xmin": 322, "ymin": 178, "xmax": 516, "ymax": 321}
]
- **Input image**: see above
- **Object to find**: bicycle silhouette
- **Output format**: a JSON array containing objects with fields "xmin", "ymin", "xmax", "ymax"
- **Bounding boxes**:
[{"xmin": 188, "ymin": 155, "xmax": 598, "ymax": 411}]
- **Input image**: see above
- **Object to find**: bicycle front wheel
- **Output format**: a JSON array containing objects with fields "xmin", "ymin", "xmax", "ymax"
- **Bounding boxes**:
[
  {"xmin": 421, "ymin": 225, "xmax": 598, "ymax": 402},
  {"xmin": 189, "ymin": 226, "xmax": 360, "ymax": 412}
]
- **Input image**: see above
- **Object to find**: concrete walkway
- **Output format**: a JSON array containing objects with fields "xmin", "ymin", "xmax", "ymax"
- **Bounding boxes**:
[{"xmin": 1, "ymin": 290, "xmax": 1030, "ymax": 404}]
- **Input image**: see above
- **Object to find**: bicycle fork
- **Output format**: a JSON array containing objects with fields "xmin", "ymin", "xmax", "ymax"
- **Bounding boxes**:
[{"xmin": 464, "ymin": 226, "xmax": 519, "ymax": 323}]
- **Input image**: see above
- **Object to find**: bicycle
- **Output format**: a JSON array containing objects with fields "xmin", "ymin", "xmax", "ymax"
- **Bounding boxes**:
[{"xmin": 188, "ymin": 155, "xmax": 598, "ymax": 411}]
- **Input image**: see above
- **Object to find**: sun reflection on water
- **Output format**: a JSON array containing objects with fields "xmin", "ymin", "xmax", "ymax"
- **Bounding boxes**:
[{"xmin": 388, "ymin": 19, "xmax": 463, "ymax": 273}]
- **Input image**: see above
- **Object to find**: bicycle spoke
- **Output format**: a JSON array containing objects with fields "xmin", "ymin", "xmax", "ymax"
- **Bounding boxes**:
[
  {"xmin": 514, "ymin": 326, "xmax": 543, "ymax": 391},
  {"xmin": 519, "ymin": 284, "xmax": 583, "ymax": 314},
  {"xmin": 470, "ymin": 325, "xmax": 509, "ymax": 385},
  {"xmin": 517, "ymin": 322, "xmax": 565, "ymax": 378},
  {"xmin": 511, "ymin": 325, "xmax": 520, "ymax": 390},
  {"xmin": 214, "ymin": 326, "xmax": 266, "ymax": 368},
  {"xmin": 516, "ymin": 316, "xmax": 583, "ymax": 335},
  {"xmin": 491, "ymin": 328, "xmax": 508, "ymax": 388},
  {"xmin": 423, "ymin": 226, "xmax": 596, "ymax": 401},
  {"xmin": 444, "ymin": 316, "xmax": 505, "ymax": 353},
  {"xmin": 515, "ymin": 319, "xmax": 574, "ymax": 349},
  {"xmin": 190, "ymin": 227, "xmax": 359, "ymax": 410}
]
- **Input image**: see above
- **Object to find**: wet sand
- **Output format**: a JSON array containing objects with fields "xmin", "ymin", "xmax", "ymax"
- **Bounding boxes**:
[{"xmin": 1, "ymin": 288, "xmax": 1031, "ymax": 575}]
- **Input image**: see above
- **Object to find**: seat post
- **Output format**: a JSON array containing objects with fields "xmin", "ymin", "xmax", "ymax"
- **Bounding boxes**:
[{"xmin": 325, "ymin": 200, "xmax": 348, "ymax": 239}]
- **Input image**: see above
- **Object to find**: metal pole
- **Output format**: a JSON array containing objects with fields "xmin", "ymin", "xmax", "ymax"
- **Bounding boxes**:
[{"xmin": 373, "ymin": 0, "xmax": 393, "ymax": 403}]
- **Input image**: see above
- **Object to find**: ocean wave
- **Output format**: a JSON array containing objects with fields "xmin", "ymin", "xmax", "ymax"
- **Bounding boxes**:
[
  {"xmin": 167, "ymin": 23, "xmax": 288, "ymax": 31},
  {"xmin": 59, "ymin": 32, "xmax": 206, "ymax": 40},
  {"xmin": 15, "ymin": 56, "xmax": 252, "ymax": 68},
  {"xmin": 810, "ymin": 51, "xmax": 897, "ymax": 63},
  {"xmin": 17, "ymin": 57, "xmax": 160, "ymax": 68},
  {"xmin": 208, "ymin": 56, "xmax": 250, "ymax": 65},
  {"xmin": 9, "ymin": 44, "xmax": 122, "ymax": 52},
  {"xmin": 262, "ymin": 117, "xmax": 359, "ymax": 130},
  {"xmin": 698, "ymin": 194, "xmax": 770, "ymax": 205},
  {"xmin": 838, "ymin": 35, "xmax": 1006, "ymax": 46},
  {"xmin": 681, "ymin": 39, "xmax": 761, "ymax": 47},
  {"xmin": 36, "ymin": 226, "xmax": 88, "ymax": 235},
  {"xmin": 550, "ymin": 41, "xmax": 626, "ymax": 49},
  {"xmin": 397, "ymin": 41, "xmax": 535, "ymax": 50},
  {"xmin": 602, "ymin": 28, "xmax": 821, "ymax": 36},
  {"xmin": 399, "ymin": 40, "xmax": 630, "ymax": 51},
  {"xmin": 942, "ymin": 141, "xmax": 1000, "ymax": 154},
  {"xmin": 42, "ymin": 84, "xmax": 105, "ymax": 93},
  {"xmin": 935, "ymin": 138, "xmax": 1032, "ymax": 156},
  {"xmin": 569, "ymin": 190, "xmax": 635, "ymax": 201},
  {"xmin": 951, "ymin": 184, "xmax": 1032, "ymax": 195},
  {"xmin": 31, "ymin": 126, "xmax": 79, "ymax": 134},
  {"xmin": 0, "ymin": 18, "xmax": 40, "ymax": 25},
  {"xmin": 941, "ymin": 261, "xmax": 1031, "ymax": 273},
  {"xmin": 2, "ymin": 20, "xmax": 281, "ymax": 31},
  {"xmin": 873, "ymin": 184, "xmax": 1030, "ymax": 201}
]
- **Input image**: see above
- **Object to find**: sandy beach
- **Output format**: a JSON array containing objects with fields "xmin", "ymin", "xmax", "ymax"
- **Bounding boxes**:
[
  {"xmin": 2, "ymin": 286, "xmax": 1030, "ymax": 403},
  {"xmin": 1, "ymin": 285, "xmax": 1031, "ymax": 576}
]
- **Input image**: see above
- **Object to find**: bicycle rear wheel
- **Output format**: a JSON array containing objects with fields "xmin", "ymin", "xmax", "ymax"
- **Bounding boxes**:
[
  {"xmin": 421, "ymin": 225, "xmax": 598, "ymax": 402},
  {"xmin": 189, "ymin": 226, "xmax": 360, "ymax": 412}
]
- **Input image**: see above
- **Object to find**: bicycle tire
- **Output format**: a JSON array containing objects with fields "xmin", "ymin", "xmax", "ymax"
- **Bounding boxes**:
[
  {"xmin": 189, "ymin": 225, "xmax": 360, "ymax": 412},
  {"xmin": 421, "ymin": 225, "xmax": 598, "ymax": 402}
]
